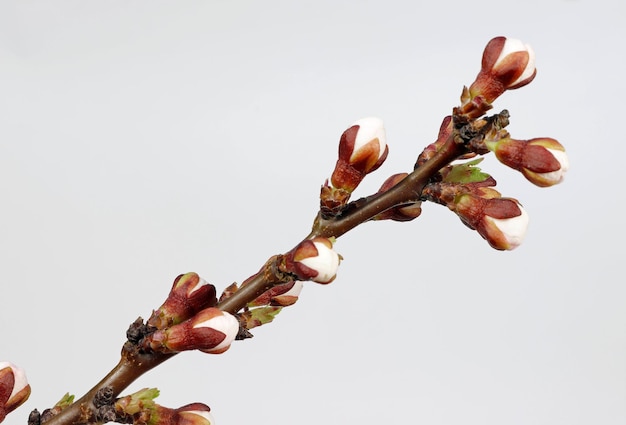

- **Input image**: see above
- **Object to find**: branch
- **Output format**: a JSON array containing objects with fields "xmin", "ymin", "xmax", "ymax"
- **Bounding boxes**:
[{"xmin": 7, "ymin": 36, "xmax": 569, "ymax": 425}]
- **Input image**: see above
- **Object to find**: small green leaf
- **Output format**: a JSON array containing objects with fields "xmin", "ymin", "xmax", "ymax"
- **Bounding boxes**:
[
  {"xmin": 115, "ymin": 387, "xmax": 160, "ymax": 415},
  {"xmin": 443, "ymin": 158, "xmax": 491, "ymax": 184},
  {"xmin": 241, "ymin": 306, "xmax": 282, "ymax": 329},
  {"xmin": 55, "ymin": 393, "xmax": 74, "ymax": 408}
]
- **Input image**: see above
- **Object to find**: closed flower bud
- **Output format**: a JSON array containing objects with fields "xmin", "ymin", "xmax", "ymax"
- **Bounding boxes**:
[
  {"xmin": 282, "ymin": 237, "xmax": 341, "ymax": 284},
  {"xmin": 0, "ymin": 362, "xmax": 31, "ymax": 420},
  {"xmin": 330, "ymin": 117, "xmax": 388, "ymax": 192},
  {"xmin": 487, "ymin": 137, "xmax": 569, "ymax": 187},
  {"xmin": 145, "ymin": 308, "xmax": 239, "ymax": 354},
  {"xmin": 459, "ymin": 37, "xmax": 536, "ymax": 118},
  {"xmin": 148, "ymin": 273, "xmax": 218, "ymax": 329},
  {"xmin": 455, "ymin": 194, "xmax": 529, "ymax": 250}
]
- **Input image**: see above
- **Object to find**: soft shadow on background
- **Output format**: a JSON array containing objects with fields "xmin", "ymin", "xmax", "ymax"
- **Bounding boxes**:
[{"xmin": 1, "ymin": 1, "xmax": 624, "ymax": 424}]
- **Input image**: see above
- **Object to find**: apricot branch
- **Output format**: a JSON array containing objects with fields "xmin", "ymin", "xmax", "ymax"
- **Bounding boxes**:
[{"xmin": 2, "ymin": 36, "xmax": 569, "ymax": 425}]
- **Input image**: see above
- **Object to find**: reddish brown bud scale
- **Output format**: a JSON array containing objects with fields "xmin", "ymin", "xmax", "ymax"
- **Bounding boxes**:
[
  {"xmin": 337, "ymin": 125, "xmax": 358, "ymax": 161},
  {"xmin": 330, "ymin": 158, "xmax": 369, "ymax": 192},
  {"xmin": 481, "ymin": 37, "xmax": 506, "ymax": 70},
  {"xmin": 482, "ymin": 197, "xmax": 523, "ymax": 220},
  {"xmin": 250, "ymin": 281, "xmax": 301, "ymax": 307},
  {"xmin": 520, "ymin": 144, "xmax": 561, "ymax": 173},
  {"xmin": 0, "ymin": 369, "xmax": 14, "ymax": 407},
  {"xmin": 292, "ymin": 239, "xmax": 319, "ymax": 262},
  {"xmin": 174, "ymin": 403, "xmax": 214, "ymax": 425},
  {"xmin": 495, "ymin": 142, "xmax": 559, "ymax": 173},
  {"xmin": 166, "ymin": 322, "xmax": 228, "ymax": 354},
  {"xmin": 350, "ymin": 138, "xmax": 388, "ymax": 174},
  {"xmin": 482, "ymin": 38, "xmax": 532, "ymax": 89},
  {"xmin": 270, "ymin": 281, "xmax": 303, "ymax": 306}
]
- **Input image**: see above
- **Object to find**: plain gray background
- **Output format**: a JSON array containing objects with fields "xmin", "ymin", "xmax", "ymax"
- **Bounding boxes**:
[{"xmin": 1, "ymin": 1, "xmax": 624, "ymax": 424}]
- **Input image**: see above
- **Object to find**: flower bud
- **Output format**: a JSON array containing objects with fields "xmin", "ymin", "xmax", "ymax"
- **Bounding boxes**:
[
  {"xmin": 459, "ymin": 37, "xmax": 536, "ymax": 119},
  {"xmin": 487, "ymin": 137, "xmax": 569, "ymax": 187},
  {"xmin": 455, "ymin": 194, "xmax": 529, "ymax": 250},
  {"xmin": 0, "ymin": 362, "xmax": 31, "ymax": 420},
  {"xmin": 282, "ymin": 237, "xmax": 341, "ymax": 284},
  {"xmin": 148, "ymin": 273, "xmax": 218, "ymax": 329},
  {"xmin": 145, "ymin": 308, "xmax": 240, "ymax": 354},
  {"xmin": 330, "ymin": 117, "xmax": 388, "ymax": 192}
]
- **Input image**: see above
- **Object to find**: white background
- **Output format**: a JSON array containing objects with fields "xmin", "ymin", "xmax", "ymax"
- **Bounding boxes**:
[{"xmin": 1, "ymin": 1, "xmax": 624, "ymax": 424}]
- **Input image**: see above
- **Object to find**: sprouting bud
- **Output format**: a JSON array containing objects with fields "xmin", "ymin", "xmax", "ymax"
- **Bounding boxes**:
[
  {"xmin": 116, "ymin": 393, "xmax": 215, "ymax": 425},
  {"xmin": 145, "ymin": 308, "xmax": 240, "ymax": 354},
  {"xmin": 455, "ymin": 193, "xmax": 529, "ymax": 250},
  {"xmin": 319, "ymin": 181, "xmax": 353, "ymax": 218},
  {"xmin": 148, "ymin": 273, "xmax": 218, "ymax": 329},
  {"xmin": 486, "ymin": 137, "xmax": 569, "ymax": 187},
  {"xmin": 282, "ymin": 237, "xmax": 341, "ymax": 284},
  {"xmin": 330, "ymin": 117, "xmax": 388, "ymax": 192},
  {"xmin": 373, "ymin": 173, "xmax": 422, "ymax": 222},
  {"xmin": 249, "ymin": 280, "xmax": 304, "ymax": 307},
  {"xmin": 240, "ymin": 306, "xmax": 282, "ymax": 330},
  {"xmin": 114, "ymin": 387, "xmax": 159, "ymax": 417},
  {"xmin": 460, "ymin": 36, "xmax": 536, "ymax": 118},
  {"xmin": 0, "ymin": 362, "xmax": 31, "ymax": 421}
]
